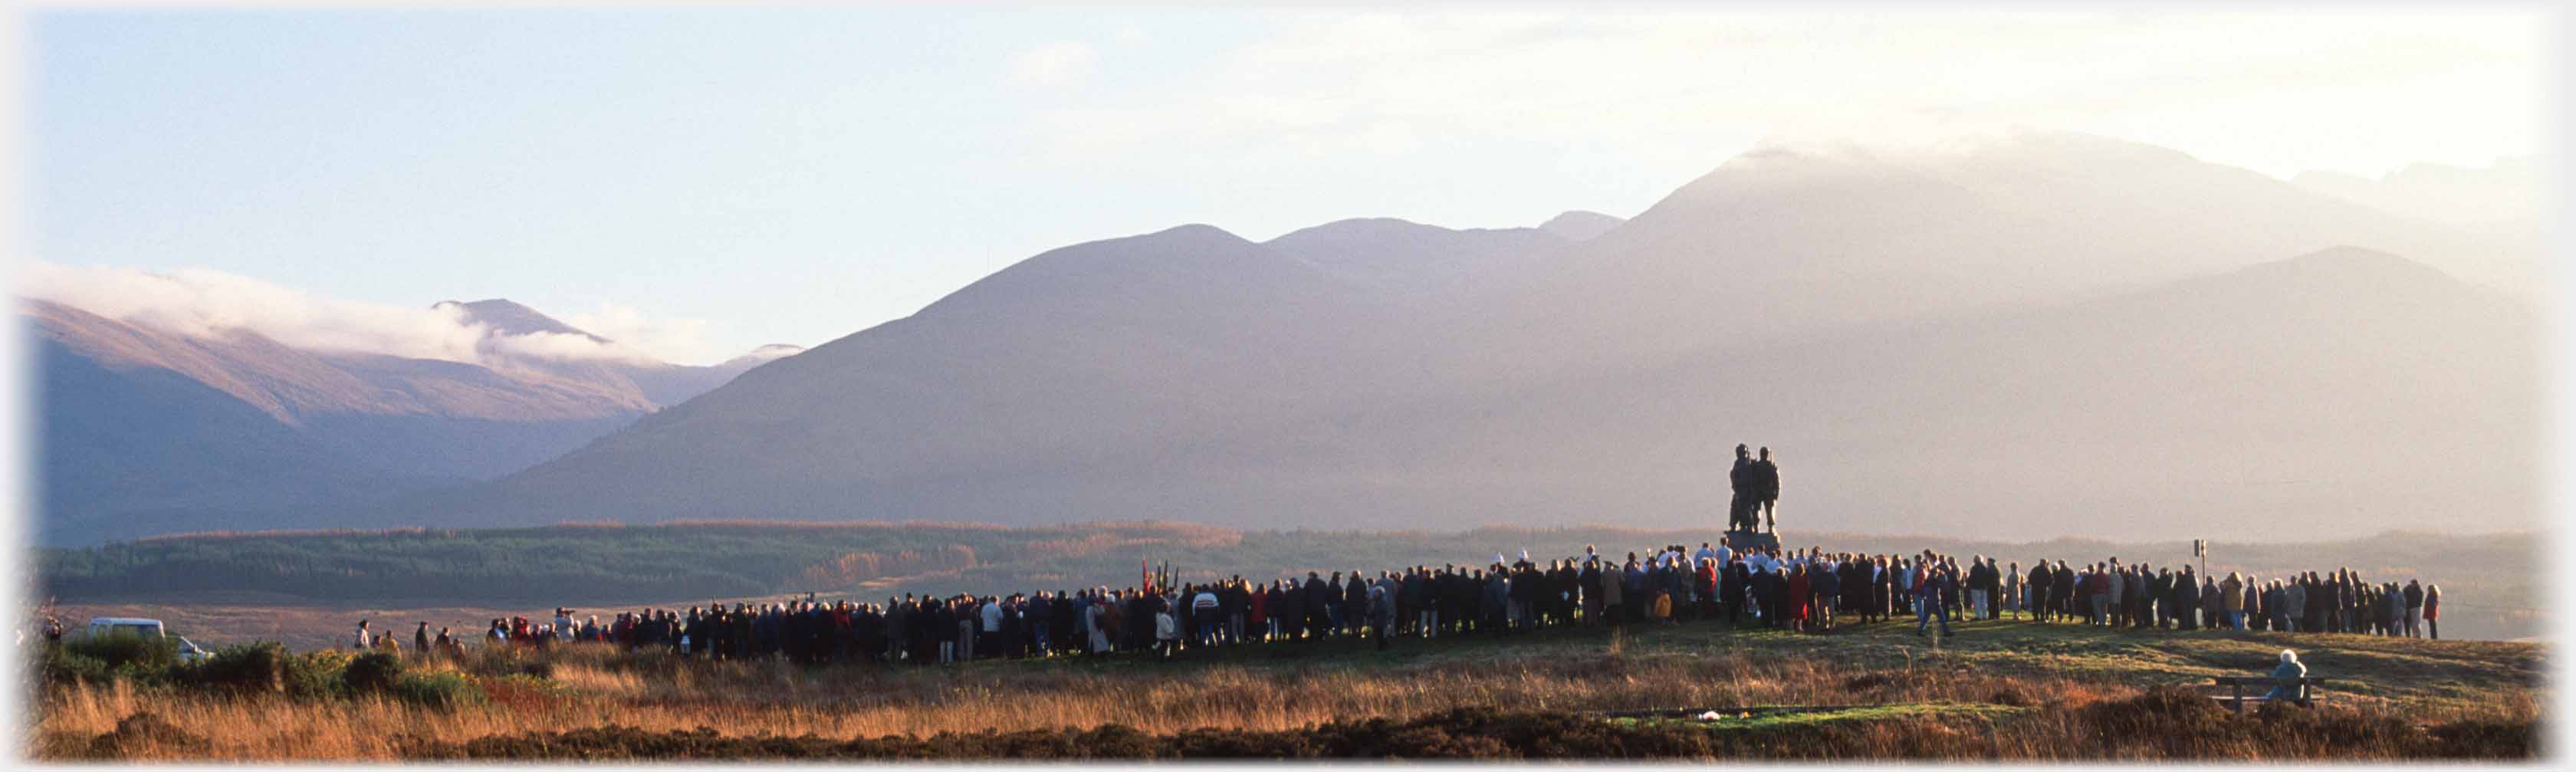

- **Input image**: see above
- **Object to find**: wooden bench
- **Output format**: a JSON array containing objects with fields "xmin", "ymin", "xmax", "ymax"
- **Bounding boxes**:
[{"xmin": 2210, "ymin": 675, "xmax": 2328, "ymax": 713}]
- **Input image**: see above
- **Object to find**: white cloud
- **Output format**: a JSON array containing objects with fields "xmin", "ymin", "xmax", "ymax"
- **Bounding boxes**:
[
  {"xmin": 18, "ymin": 261, "xmax": 709, "ymax": 367},
  {"xmin": 563, "ymin": 303, "xmax": 718, "ymax": 366},
  {"xmin": 1007, "ymin": 41, "xmax": 1099, "ymax": 89},
  {"xmin": 1020, "ymin": 10, "xmax": 2540, "ymax": 180}
]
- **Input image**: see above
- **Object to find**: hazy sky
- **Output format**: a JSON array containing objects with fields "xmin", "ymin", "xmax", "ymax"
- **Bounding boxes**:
[{"xmin": 26, "ymin": 8, "xmax": 2551, "ymax": 363}]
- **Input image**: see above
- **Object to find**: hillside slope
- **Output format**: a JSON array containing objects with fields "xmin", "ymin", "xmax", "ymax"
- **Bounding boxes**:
[
  {"xmin": 409, "ymin": 241, "xmax": 2538, "ymax": 540},
  {"xmin": 25, "ymin": 297, "xmax": 794, "ymax": 544}
]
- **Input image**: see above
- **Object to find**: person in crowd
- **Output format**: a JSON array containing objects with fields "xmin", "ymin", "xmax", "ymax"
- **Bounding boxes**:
[
  {"xmin": 2382, "ymin": 582, "xmax": 2406, "ymax": 637},
  {"xmin": 2051, "ymin": 560, "xmax": 2075, "ymax": 624},
  {"xmin": 2221, "ymin": 572, "xmax": 2246, "ymax": 630},
  {"xmin": 1087, "ymin": 593, "xmax": 1113, "ymax": 653},
  {"xmin": 1783, "ymin": 563, "xmax": 1808, "ymax": 632},
  {"xmin": 350, "ymin": 619, "xmax": 373, "ymax": 650},
  {"xmin": 2423, "ymin": 585, "xmax": 2441, "ymax": 640},
  {"xmin": 1191, "ymin": 584, "xmax": 1221, "ymax": 648},
  {"xmin": 2001, "ymin": 561, "xmax": 2022, "ymax": 620},
  {"xmin": 2027, "ymin": 560, "xmax": 2052, "ymax": 623},
  {"xmin": 2338, "ymin": 569, "xmax": 2359, "ymax": 633},
  {"xmin": 2104, "ymin": 561, "xmax": 2126, "ymax": 626},
  {"xmin": 2404, "ymin": 580, "xmax": 2425, "ymax": 639},
  {"xmin": 2261, "ymin": 581, "xmax": 2284, "ymax": 632},
  {"xmin": 930, "ymin": 599, "xmax": 954, "ymax": 664},
  {"xmin": 1811, "ymin": 555, "xmax": 1840, "ymax": 632},
  {"xmin": 1914, "ymin": 558, "xmax": 1952, "ymax": 639},
  {"xmin": 2176, "ymin": 567, "xmax": 2201, "ymax": 630},
  {"xmin": 2200, "ymin": 575, "xmax": 2222, "ymax": 631},
  {"xmin": 2243, "ymin": 574, "xmax": 2263, "ymax": 632},
  {"xmin": 1597, "ymin": 555, "xmax": 1625, "ymax": 626},
  {"xmin": 1368, "ymin": 580, "xmax": 1396, "ymax": 651},
  {"xmin": 2285, "ymin": 574, "xmax": 2307, "ymax": 635},
  {"xmin": 1964, "ymin": 556, "xmax": 1990, "ymax": 622},
  {"xmin": 1154, "ymin": 596, "xmax": 1181, "ymax": 660}
]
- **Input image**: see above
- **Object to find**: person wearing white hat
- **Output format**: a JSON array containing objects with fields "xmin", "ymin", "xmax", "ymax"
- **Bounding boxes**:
[{"xmin": 2264, "ymin": 649, "xmax": 2308, "ymax": 700}]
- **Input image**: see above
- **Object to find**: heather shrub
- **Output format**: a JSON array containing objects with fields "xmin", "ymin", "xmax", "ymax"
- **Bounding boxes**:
[
  {"xmin": 40, "ymin": 649, "xmax": 110, "ymax": 685},
  {"xmin": 341, "ymin": 652, "xmax": 404, "ymax": 694},
  {"xmin": 284, "ymin": 650, "xmax": 350, "ymax": 700},
  {"xmin": 189, "ymin": 642, "xmax": 290, "ymax": 694}
]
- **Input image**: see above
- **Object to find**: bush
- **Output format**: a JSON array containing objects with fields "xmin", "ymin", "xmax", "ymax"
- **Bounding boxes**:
[
  {"xmin": 342, "ymin": 652, "xmax": 404, "ymax": 694},
  {"xmin": 109, "ymin": 659, "xmax": 176, "ymax": 687},
  {"xmin": 392, "ymin": 672, "xmax": 487, "ymax": 710},
  {"xmin": 41, "ymin": 649, "xmax": 110, "ymax": 685},
  {"xmin": 284, "ymin": 650, "xmax": 350, "ymax": 701},
  {"xmin": 64, "ymin": 633, "xmax": 179, "ymax": 671},
  {"xmin": 189, "ymin": 642, "xmax": 291, "ymax": 694}
]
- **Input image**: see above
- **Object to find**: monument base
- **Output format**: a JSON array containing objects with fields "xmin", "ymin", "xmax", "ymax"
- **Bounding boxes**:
[{"xmin": 1723, "ymin": 529, "xmax": 1780, "ymax": 554}]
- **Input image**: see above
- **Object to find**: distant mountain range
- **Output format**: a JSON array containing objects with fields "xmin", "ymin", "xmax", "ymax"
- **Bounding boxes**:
[
  {"xmin": 30, "ymin": 130, "xmax": 2544, "ymax": 544},
  {"xmin": 28, "ymin": 297, "xmax": 800, "ymax": 544},
  {"xmin": 2294, "ymin": 157, "xmax": 2538, "ymax": 230}
]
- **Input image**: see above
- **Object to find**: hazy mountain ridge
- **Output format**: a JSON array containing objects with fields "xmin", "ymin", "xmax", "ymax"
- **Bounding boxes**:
[
  {"xmin": 1537, "ymin": 210, "xmax": 1625, "ymax": 241},
  {"xmin": 1495, "ymin": 133, "xmax": 2540, "ymax": 377},
  {"xmin": 2294, "ymin": 157, "xmax": 2539, "ymax": 228},
  {"xmin": 1351, "ymin": 245, "xmax": 2538, "ymax": 538},
  {"xmin": 39, "ymin": 131, "xmax": 2547, "ymax": 544},
  {"xmin": 26, "ymin": 296, "xmax": 798, "ymax": 544},
  {"xmin": 402, "ymin": 133, "xmax": 2542, "ymax": 540}
]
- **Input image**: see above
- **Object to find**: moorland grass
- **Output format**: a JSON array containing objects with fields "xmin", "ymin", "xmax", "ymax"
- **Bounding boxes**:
[{"xmin": 27, "ymin": 614, "xmax": 2542, "ymax": 761}]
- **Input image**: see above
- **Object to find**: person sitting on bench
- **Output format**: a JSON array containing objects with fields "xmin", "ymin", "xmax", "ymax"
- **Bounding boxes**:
[{"xmin": 2266, "ymin": 649, "xmax": 2308, "ymax": 700}]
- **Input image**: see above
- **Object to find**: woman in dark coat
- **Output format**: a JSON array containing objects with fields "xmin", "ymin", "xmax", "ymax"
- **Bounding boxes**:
[{"xmin": 1344, "ymin": 574, "xmax": 1368, "ymax": 636}]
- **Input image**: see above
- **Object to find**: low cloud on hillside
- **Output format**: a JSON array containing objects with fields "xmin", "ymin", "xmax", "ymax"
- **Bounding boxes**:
[{"xmin": 21, "ymin": 261, "xmax": 696, "ymax": 366}]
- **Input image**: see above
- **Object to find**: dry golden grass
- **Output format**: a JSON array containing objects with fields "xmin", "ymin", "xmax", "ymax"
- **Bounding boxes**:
[
  {"xmin": 28, "ymin": 620, "xmax": 2544, "ymax": 761},
  {"xmin": 31, "ymin": 656, "xmax": 2067, "ymax": 758}
]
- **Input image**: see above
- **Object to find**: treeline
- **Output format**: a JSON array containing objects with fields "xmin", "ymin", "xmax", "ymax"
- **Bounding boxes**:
[{"xmin": 35, "ymin": 521, "xmax": 1242, "ymax": 606}]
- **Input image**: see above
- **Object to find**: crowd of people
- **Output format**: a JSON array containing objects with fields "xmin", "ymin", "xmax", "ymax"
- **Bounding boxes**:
[{"xmin": 366, "ymin": 535, "xmax": 2444, "ymax": 665}]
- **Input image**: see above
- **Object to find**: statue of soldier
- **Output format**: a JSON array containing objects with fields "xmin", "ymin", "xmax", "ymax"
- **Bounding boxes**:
[
  {"xmin": 1754, "ymin": 447, "xmax": 1780, "ymax": 534},
  {"xmin": 1727, "ymin": 444, "xmax": 1754, "ymax": 532}
]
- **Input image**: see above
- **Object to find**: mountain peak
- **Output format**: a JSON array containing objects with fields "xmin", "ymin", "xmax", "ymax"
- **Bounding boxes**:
[
  {"xmin": 434, "ymin": 299, "xmax": 606, "ymax": 343},
  {"xmin": 2253, "ymin": 245, "xmax": 2451, "ymax": 281},
  {"xmin": 721, "ymin": 343, "xmax": 804, "ymax": 367},
  {"xmin": 1537, "ymin": 210, "xmax": 1623, "ymax": 241},
  {"xmin": 1152, "ymin": 223, "xmax": 1254, "ymax": 245},
  {"xmin": 1266, "ymin": 217, "xmax": 1445, "ymax": 246}
]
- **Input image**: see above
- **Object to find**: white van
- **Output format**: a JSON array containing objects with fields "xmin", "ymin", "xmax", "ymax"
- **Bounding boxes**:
[{"xmin": 84, "ymin": 617, "xmax": 209, "ymax": 662}]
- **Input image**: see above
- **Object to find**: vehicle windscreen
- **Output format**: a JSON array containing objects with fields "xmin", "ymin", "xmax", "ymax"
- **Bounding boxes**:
[{"xmin": 95, "ymin": 624, "xmax": 162, "ymax": 639}]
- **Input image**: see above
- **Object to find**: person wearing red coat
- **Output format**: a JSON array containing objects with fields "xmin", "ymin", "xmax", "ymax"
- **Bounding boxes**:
[{"xmin": 1786, "ymin": 564, "xmax": 1812, "ymax": 632}]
